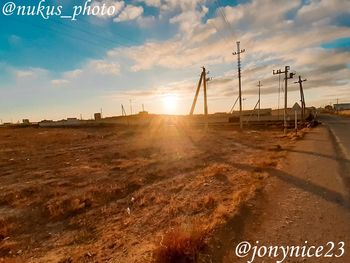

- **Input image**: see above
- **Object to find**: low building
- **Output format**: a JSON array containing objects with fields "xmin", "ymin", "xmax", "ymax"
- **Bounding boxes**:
[
  {"xmin": 22, "ymin": 119, "xmax": 30, "ymax": 124},
  {"xmin": 94, "ymin": 113, "xmax": 102, "ymax": 120},
  {"xmin": 334, "ymin": 103, "xmax": 350, "ymax": 111}
]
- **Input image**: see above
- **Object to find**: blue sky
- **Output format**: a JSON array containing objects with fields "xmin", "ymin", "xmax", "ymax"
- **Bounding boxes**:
[{"xmin": 1, "ymin": 0, "xmax": 350, "ymax": 122}]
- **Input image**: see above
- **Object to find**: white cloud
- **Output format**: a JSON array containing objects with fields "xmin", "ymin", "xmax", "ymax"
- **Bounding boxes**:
[
  {"xmin": 15, "ymin": 70, "xmax": 35, "ymax": 78},
  {"xmin": 89, "ymin": 60, "xmax": 121, "ymax": 75},
  {"xmin": 51, "ymin": 79, "xmax": 69, "ymax": 86},
  {"xmin": 114, "ymin": 5, "xmax": 144, "ymax": 22},
  {"xmin": 296, "ymin": 0, "xmax": 350, "ymax": 24},
  {"xmin": 14, "ymin": 68, "xmax": 48, "ymax": 79}
]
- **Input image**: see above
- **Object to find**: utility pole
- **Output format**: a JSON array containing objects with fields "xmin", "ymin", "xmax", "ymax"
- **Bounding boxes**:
[
  {"xmin": 233, "ymin": 41, "xmax": 245, "ymax": 129},
  {"xmin": 203, "ymin": 67, "xmax": 208, "ymax": 116},
  {"xmin": 336, "ymin": 98, "xmax": 339, "ymax": 114},
  {"xmin": 257, "ymin": 81, "xmax": 263, "ymax": 121},
  {"xmin": 189, "ymin": 67, "xmax": 209, "ymax": 117},
  {"xmin": 129, "ymin": 99, "xmax": 133, "ymax": 115},
  {"xmin": 294, "ymin": 76, "xmax": 307, "ymax": 122},
  {"xmin": 273, "ymin": 66, "xmax": 295, "ymax": 134},
  {"xmin": 142, "ymin": 104, "xmax": 145, "ymax": 112},
  {"xmin": 121, "ymin": 104, "xmax": 127, "ymax": 116}
]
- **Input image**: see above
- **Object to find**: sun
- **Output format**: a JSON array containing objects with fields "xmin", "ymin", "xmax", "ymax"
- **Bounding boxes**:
[{"xmin": 162, "ymin": 94, "xmax": 178, "ymax": 114}]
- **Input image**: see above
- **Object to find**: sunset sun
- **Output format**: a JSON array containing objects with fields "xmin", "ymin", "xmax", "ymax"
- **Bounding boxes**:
[{"xmin": 162, "ymin": 94, "xmax": 178, "ymax": 114}]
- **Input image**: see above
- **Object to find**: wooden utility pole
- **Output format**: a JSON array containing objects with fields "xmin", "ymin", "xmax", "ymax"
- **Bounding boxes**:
[
  {"xmin": 294, "ymin": 76, "xmax": 307, "ymax": 122},
  {"xmin": 121, "ymin": 104, "xmax": 129, "ymax": 125},
  {"xmin": 189, "ymin": 67, "xmax": 209, "ymax": 116},
  {"xmin": 121, "ymin": 104, "xmax": 127, "ymax": 116},
  {"xmin": 203, "ymin": 68, "xmax": 208, "ymax": 116},
  {"xmin": 257, "ymin": 81, "xmax": 263, "ymax": 121},
  {"xmin": 233, "ymin": 41, "xmax": 246, "ymax": 129},
  {"xmin": 273, "ymin": 66, "xmax": 295, "ymax": 134}
]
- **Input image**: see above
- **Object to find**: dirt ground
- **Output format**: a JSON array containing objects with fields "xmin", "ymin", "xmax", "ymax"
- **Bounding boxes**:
[{"xmin": 0, "ymin": 121, "xmax": 302, "ymax": 262}]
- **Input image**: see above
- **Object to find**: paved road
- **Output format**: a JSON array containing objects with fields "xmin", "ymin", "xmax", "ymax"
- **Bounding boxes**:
[
  {"xmin": 219, "ymin": 122, "xmax": 350, "ymax": 263},
  {"xmin": 319, "ymin": 114, "xmax": 350, "ymax": 159},
  {"xmin": 319, "ymin": 114, "xmax": 350, "ymax": 192}
]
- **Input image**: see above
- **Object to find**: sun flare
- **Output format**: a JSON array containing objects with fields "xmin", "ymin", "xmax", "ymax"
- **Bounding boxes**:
[{"xmin": 162, "ymin": 94, "xmax": 178, "ymax": 114}]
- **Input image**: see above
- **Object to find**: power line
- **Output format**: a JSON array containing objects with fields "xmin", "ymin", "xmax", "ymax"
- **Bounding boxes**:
[{"xmin": 214, "ymin": 0, "xmax": 235, "ymax": 39}]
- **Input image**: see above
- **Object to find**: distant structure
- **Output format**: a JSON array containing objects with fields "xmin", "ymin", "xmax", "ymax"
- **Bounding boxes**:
[
  {"xmin": 22, "ymin": 119, "xmax": 30, "ymax": 124},
  {"xmin": 139, "ymin": 104, "xmax": 149, "ymax": 116},
  {"xmin": 94, "ymin": 113, "xmax": 102, "ymax": 120},
  {"xmin": 334, "ymin": 103, "xmax": 350, "ymax": 111}
]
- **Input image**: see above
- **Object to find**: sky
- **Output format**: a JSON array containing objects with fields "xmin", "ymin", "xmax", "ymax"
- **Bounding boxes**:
[{"xmin": 0, "ymin": 0, "xmax": 350, "ymax": 122}]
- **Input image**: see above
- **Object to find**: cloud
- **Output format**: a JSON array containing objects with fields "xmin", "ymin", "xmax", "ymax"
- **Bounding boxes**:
[
  {"xmin": 15, "ymin": 70, "xmax": 35, "ymax": 78},
  {"xmin": 136, "ymin": 15, "xmax": 156, "ymax": 28},
  {"xmin": 114, "ymin": 5, "xmax": 144, "ymax": 22},
  {"xmin": 14, "ymin": 68, "xmax": 48, "ymax": 79},
  {"xmin": 296, "ymin": 0, "xmax": 350, "ymax": 24},
  {"xmin": 89, "ymin": 60, "xmax": 121, "ymax": 75},
  {"xmin": 51, "ymin": 79, "xmax": 69, "ymax": 86}
]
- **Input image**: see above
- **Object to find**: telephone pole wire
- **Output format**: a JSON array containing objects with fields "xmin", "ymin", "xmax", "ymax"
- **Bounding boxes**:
[{"xmin": 233, "ymin": 41, "xmax": 246, "ymax": 129}]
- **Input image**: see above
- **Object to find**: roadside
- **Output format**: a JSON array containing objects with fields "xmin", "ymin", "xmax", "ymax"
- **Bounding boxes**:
[{"xmin": 214, "ymin": 123, "xmax": 350, "ymax": 263}]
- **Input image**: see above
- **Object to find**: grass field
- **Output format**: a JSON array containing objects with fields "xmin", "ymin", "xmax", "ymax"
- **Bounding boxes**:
[{"xmin": 0, "ymin": 121, "xmax": 299, "ymax": 262}]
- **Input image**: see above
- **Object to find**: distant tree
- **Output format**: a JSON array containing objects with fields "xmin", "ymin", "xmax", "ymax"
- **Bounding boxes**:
[{"xmin": 325, "ymin": 105, "xmax": 333, "ymax": 111}]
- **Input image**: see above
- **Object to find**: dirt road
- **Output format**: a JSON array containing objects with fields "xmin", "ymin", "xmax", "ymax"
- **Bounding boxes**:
[{"xmin": 220, "ymin": 120, "xmax": 350, "ymax": 263}]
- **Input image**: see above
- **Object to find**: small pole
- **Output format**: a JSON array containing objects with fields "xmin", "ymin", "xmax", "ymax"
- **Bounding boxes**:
[
  {"xmin": 257, "ymin": 81, "xmax": 263, "ymax": 121},
  {"xmin": 129, "ymin": 100, "xmax": 133, "ymax": 115},
  {"xmin": 295, "ymin": 110, "xmax": 298, "ymax": 134},
  {"xmin": 336, "ymin": 98, "xmax": 339, "ymax": 114}
]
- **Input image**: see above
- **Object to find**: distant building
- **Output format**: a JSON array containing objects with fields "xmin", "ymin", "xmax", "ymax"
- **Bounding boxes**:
[
  {"xmin": 22, "ymin": 119, "xmax": 30, "ymax": 124},
  {"xmin": 94, "ymin": 113, "xmax": 102, "ymax": 120},
  {"xmin": 334, "ymin": 103, "xmax": 350, "ymax": 111}
]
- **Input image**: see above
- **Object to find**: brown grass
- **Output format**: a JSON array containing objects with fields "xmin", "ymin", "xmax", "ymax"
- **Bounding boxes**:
[
  {"xmin": 0, "ymin": 218, "xmax": 14, "ymax": 240},
  {"xmin": 46, "ymin": 196, "xmax": 93, "ymax": 218},
  {"xmin": 153, "ymin": 226, "xmax": 207, "ymax": 263},
  {"xmin": 0, "ymin": 125, "xmax": 295, "ymax": 262}
]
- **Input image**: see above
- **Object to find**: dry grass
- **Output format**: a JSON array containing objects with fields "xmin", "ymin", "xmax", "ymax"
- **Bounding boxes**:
[
  {"xmin": 46, "ymin": 196, "xmax": 93, "ymax": 219},
  {"xmin": 153, "ymin": 226, "xmax": 207, "ymax": 263},
  {"xmin": 0, "ymin": 125, "xmax": 294, "ymax": 262},
  {"xmin": 0, "ymin": 218, "xmax": 13, "ymax": 240},
  {"xmin": 339, "ymin": 110, "xmax": 350, "ymax": 116}
]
